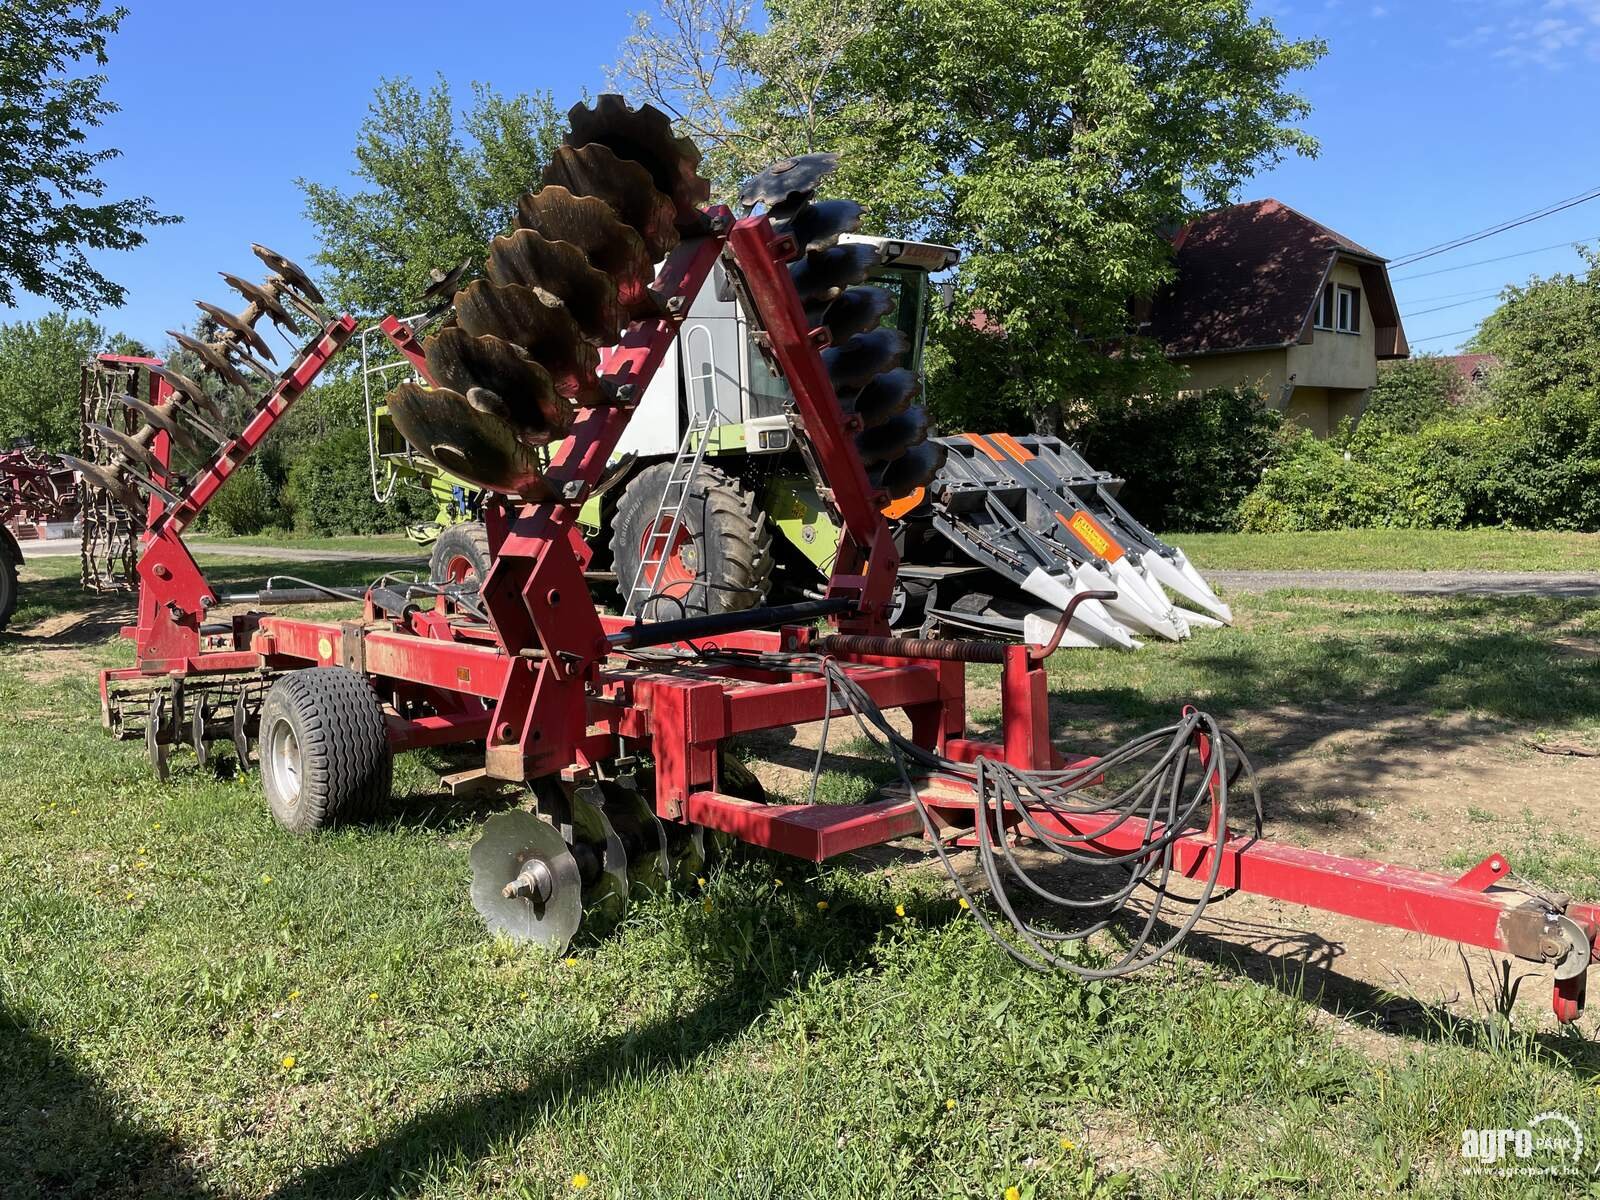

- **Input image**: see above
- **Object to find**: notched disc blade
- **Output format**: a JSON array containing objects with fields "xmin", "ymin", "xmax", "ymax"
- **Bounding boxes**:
[
  {"xmin": 250, "ymin": 244, "xmax": 324, "ymax": 304},
  {"xmin": 60, "ymin": 454, "xmax": 141, "ymax": 515},
  {"xmin": 823, "ymin": 327, "xmax": 909, "ymax": 393},
  {"xmin": 517, "ymin": 187, "xmax": 660, "ymax": 318},
  {"xmin": 598, "ymin": 778, "xmax": 670, "ymax": 899},
  {"xmin": 568, "ymin": 786, "xmax": 629, "ymax": 936},
  {"xmin": 423, "ymin": 260, "xmax": 473, "ymax": 303},
  {"xmin": 219, "ymin": 272, "xmax": 298, "ymax": 333},
  {"xmin": 740, "ymin": 152, "xmax": 840, "ymax": 210},
  {"xmin": 849, "ymin": 366, "xmax": 920, "ymax": 428},
  {"xmin": 195, "ymin": 300, "xmax": 274, "ymax": 362},
  {"xmin": 790, "ymin": 242, "xmax": 880, "ymax": 304},
  {"xmin": 776, "ymin": 198, "xmax": 864, "ymax": 254},
  {"xmin": 872, "ymin": 440, "xmax": 947, "ymax": 500},
  {"xmin": 146, "ymin": 364, "xmax": 223, "ymax": 424},
  {"xmin": 855, "ymin": 405, "xmax": 930, "ymax": 466},
  {"xmin": 386, "ymin": 381, "xmax": 553, "ymax": 498},
  {"xmin": 470, "ymin": 810, "xmax": 582, "ymax": 953},
  {"xmin": 543, "ymin": 143, "xmax": 681, "ymax": 261},
  {"xmin": 114, "ymin": 394, "xmax": 214, "ymax": 458},
  {"xmin": 422, "ymin": 327, "xmax": 572, "ymax": 444},
  {"xmin": 453, "ymin": 280, "xmax": 600, "ymax": 402},
  {"xmin": 90, "ymin": 421, "xmax": 165, "ymax": 477},
  {"xmin": 809, "ymin": 285, "xmax": 895, "ymax": 344},
  {"xmin": 567, "ymin": 94, "xmax": 710, "ymax": 226},
  {"xmin": 485, "ymin": 228, "xmax": 624, "ymax": 345},
  {"xmin": 168, "ymin": 330, "xmax": 249, "ymax": 390}
]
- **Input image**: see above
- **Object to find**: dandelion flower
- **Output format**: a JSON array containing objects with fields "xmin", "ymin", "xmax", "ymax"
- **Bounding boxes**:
[
  {"xmin": 519, "ymin": 991, "xmax": 529, "ymax": 1001},
  {"xmin": 368, "ymin": 991, "xmax": 379, "ymax": 1002},
  {"xmin": 124, "ymin": 892, "xmax": 134, "ymax": 900},
  {"xmin": 958, "ymin": 897, "xmax": 970, "ymax": 910},
  {"xmin": 137, "ymin": 846, "xmax": 146, "ymax": 855},
  {"xmin": 816, "ymin": 900, "xmax": 829, "ymax": 912},
  {"xmin": 281, "ymin": 1054, "xmax": 297, "ymax": 1070},
  {"xmin": 563, "ymin": 957, "xmax": 579, "ymax": 968},
  {"xmin": 570, "ymin": 1173, "xmax": 590, "ymax": 1190},
  {"xmin": 152, "ymin": 823, "xmax": 161, "ymax": 830},
  {"xmin": 895, "ymin": 904, "xmax": 906, "ymax": 918},
  {"xmin": 774, "ymin": 878, "xmax": 784, "ymax": 887},
  {"xmin": 288, "ymin": 989, "xmax": 301, "ymax": 1001},
  {"xmin": 260, "ymin": 873, "xmax": 273, "ymax": 885},
  {"xmin": 1059, "ymin": 1136, "xmax": 1075, "ymax": 1151},
  {"xmin": 945, "ymin": 1098, "xmax": 957, "ymax": 1111},
  {"xmin": 696, "ymin": 877, "xmax": 707, "ymax": 888},
  {"xmin": 1004, "ymin": 1188, "xmax": 1020, "ymax": 1200}
]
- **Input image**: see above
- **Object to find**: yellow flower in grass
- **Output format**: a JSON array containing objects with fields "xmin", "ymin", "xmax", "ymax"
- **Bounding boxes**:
[
  {"xmin": 368, "ymin": 991, "xmax": 379, "ymax": 1003},
  {"xmin": 570, "ymin": 1172, "xmax": 590, "ymax": 1190},
  {"xmin": 563, "ymin": 957, "xmax": 579, "ymax": 968},
  {"xmin": 695, "ymin": 876, "xmax": 707, "ymax": 888},
  {"xmin": 816, "ymin": 900, "xmax": 829, "ymax": 912},
  {"xmin": 945, "ymin": 1098, "xmax": 957, "ymax": 1111},
  {"xmin": 1004, "ymin": 1188, "xmax": 1021, "ymax": 1200},
  {"xmin": 958, "ymin": 897, "xmax": 970, "ymax": 910},
  {"xmin": 260, "ymin": 873, "xmax": 273, "ymax": 885},
  {"xmin": 280, "ymin": 1054, "xmax": 297, "ymax": 1071},
  {"xmin": 701, "ymin": 899, "xmax": 713, "ymax": 913},
  {"xmin": 1059, "ymin": 1136, "xmax": 1075, "ymax": 1152},
  {"xmin": 894, "ymin": 904, "xmax": 906, "ymax": 918},
  {"xmin": 287, "ymin": 989, "xmax": 301, "ymax": 1002}
]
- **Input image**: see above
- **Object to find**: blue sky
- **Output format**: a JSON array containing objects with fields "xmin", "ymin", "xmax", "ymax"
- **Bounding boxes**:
[{"xmin": 5, "ymin": 0, "xmax": 1597, "ymax": 356}]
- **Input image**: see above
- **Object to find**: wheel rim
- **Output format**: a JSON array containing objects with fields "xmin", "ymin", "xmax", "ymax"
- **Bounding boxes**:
[
  {"xmin": 442, "ymin": 552, "xmax": 476, "ymax": 585},
  {"xmin": 637, "ymin": 519, "xmax": 696, "ymax": 595},
  {"xmin": 266, "ymin": 717, "xmax": 302, "ymax": 809}
]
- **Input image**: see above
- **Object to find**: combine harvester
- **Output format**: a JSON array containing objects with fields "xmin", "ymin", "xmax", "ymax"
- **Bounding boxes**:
[
  {"xmin": 80, "ymin": 98, "xmax": 1595, "ymax": 1021},
  {"xmin": 358, "ymin": 228, "xmax": 1225, "ymax": 650}
]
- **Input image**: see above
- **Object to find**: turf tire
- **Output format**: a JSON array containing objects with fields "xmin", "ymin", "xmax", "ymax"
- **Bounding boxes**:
[{"xmin": 260, "ymin": 667, "xmax": 392, "ymax": 832}]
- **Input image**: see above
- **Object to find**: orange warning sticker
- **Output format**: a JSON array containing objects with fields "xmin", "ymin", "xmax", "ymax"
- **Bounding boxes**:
[{"xmin": 1058, "ymin": 510, "xmax": 1124, "ymax": 562}]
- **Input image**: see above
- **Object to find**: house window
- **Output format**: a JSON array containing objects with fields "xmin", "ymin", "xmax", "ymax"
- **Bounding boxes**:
[
  {"xmin": 1314, "ymin": 283, "xmax": 1335, "ymax": 329},
  {"xmin": 1336, "ymin": 284, "xmax": 1361, "ymax": 333}
]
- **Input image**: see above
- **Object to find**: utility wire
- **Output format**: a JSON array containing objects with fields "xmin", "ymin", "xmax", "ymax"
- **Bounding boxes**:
[
  {"xmin": 1389, "ymin": 232, "xmax": 1599, "ymax": 282},
  {"xmin": 1409, "ymin": 326, "xmax": 1481, "ymax": 345},
  {"xmin": 1403, "ymin": 290, "xmax": 1504, "ymax": 318},
  {"xmin": 1389, "ymin": 186, "xmax": 1600, "ymax": 268}
]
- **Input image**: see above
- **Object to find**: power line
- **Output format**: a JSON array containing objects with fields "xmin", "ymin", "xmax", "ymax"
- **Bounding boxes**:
[
  {"xmin": 1389, "ymin": 185, "xmax": 1600, "ymax": 267},
  {"xmin": 1408, "ymin": 326, "xmax": 1481, "ymax": 345},
  {"xmin": 1389, "ymin": 233, "xmax": 1598, "ymax": 282},
  {"xmin": 1403, "ymin": 290, "xmax": 1503, "ymax": 318},
  {"xmin": 1396, "ymin": 283, "xmax": 1507, "ymax": 304}
]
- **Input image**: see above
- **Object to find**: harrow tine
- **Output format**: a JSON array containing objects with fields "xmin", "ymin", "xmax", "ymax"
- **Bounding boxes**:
[
  {"xmin": 485, "ymin": 228, "xmax": 624, "ymax": 345},
  {"xmin": 565, "ymin": 94, "xmax": 710, "ymax": 227},
  {"xmin": 218, "ymin": 271, "xmax": 299, "ymax": 334},
  {"xmin": 195, "ymin": 299, "xmax": 274, "ymax": 362},
  {"xmin": 516, "ymin": 186, "xmax": 661, "ymax": 318},
  {"xmin": 146, "ymin": 364, "xmax": 224, "ymax": 424},
  {"xmin": 168, "ymin": 329, "xmax": 250, "ymax": 390},
  {"xmin": 250, "ymin": 243, "xmax": 324, "ymax": 305},
  {"xmin": 452, "ymin": 280, "xmax": 601, "ymax": 403},
  {"xmin": 543, "ymin": 143, "xmax": 680, "ymax": 261},
  {"xmin": 386, "ymin": 381, "xmax": 555, "ymax": 499},
  {"xmin": 739, "ymin": 152, "xmax": 840, "ymax": 212},
  {"xmin": 423, "ymin": 327, "xmax": 573, "ymax": 443}
]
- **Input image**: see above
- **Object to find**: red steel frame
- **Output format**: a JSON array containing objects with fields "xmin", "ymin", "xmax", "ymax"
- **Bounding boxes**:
[{"xmin": 98, "ymin": 215, "xmax": 1598, "ymax": 1022}]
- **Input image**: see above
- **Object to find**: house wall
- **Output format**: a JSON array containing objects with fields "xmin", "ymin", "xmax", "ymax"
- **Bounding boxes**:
[
  {"xmin": 1285, "ymin": 259, "xmax": 1378, "ymax": 392},
  {"xmin": 1172, "ymin": 348, "xmax": 1291, "ymax": 401}
]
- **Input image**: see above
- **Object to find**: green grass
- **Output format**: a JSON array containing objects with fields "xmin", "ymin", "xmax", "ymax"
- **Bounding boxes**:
[
  {"xmin": 186, "ymin": 531, "xmax": 425, "ymax": 554},
  {"xmin": 1167, "ymin": 528, "xmax": 1600, "ymax": 572},
  {"xmin": 3, "ymin": 554, "xmax": 1599, "ymax": 1198}
]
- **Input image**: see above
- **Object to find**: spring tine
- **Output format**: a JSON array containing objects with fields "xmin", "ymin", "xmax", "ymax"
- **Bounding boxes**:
[
  {"xmin": 386, "ymin": 381, "xmax": 554, "ymax": 499},
  {"xmin": 250, "ymin": 244, "xmax": 324, "ymax": 304},
  {"xmin": 422, "ymin": 327, "xmax": 573, "ymax": 444},
  {"xmin": 565, "ymin": 94, "xmax": 710, "ymax": 227},
  {"xmin": 194, "ymin": 299, "xmax": 274, "ymax": 361},
  {"xmin": 146, "ymin": 364, "xmax": 224, "ymax": 424},
  {"xmin": 854, "ymin": 405, "xmax": 930, "ymax": 466},
  {"xmin": 516, "ymin": 186, "xmax": 660, "ymax": 318},
  {"xmin": 218, "ymin": 272, "xmax": 299, "ymax": 334},
  {"xmin": 543, "ymin": 144, "xmax": 680, "ymax": 261},
  {"xmin": 168, "ymin": 330, "xmax": 249, "ymax": 390},
  {"xmin": 739, "ymin": 152, "xmax": 840, "ymax": 211},
  {"xmin": 453, "ymin": 280, "xmax": 601, "ymax": 402},
  {"xmin": 485, "ymin": 228, "xmax": 624, "ymax": 345}
]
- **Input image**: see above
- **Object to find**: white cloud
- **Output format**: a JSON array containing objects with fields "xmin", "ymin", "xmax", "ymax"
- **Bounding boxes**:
[
  {"xmin": 1462, "ymin": 0, "xmax": 1600, "ymax": 68},
  {"xmin": 1371, "ymin": 3, "xmax": 1389, "ymax": 15}
]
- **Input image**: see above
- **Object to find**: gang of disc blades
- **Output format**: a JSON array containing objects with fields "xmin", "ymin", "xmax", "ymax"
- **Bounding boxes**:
[
  {"xmin": 469, "ymin": 810, "xmax": 583, "ymax": 953},
  {"xmin": 195, "ymin": 299, "xmax": 274, "ymax": 361},
  {"xmin": 385, "ymin": 381, "xmax": 554, "ymax": 498},
  {"xmin": 849, "ymin": 367, "xmax": 920, "ymax": 428},
  {"xmin": 147, "ymin": 364, "xmax": 224, "ymax": 423},
  {"xmin": 452, "ymin": 280, "xmax": 601, "ymax": 403},
  {"xmin": 566, "ymin": 94, "xmax": 710, "ymax": 226},
  {"xmin": 739, "ymin": 152, "xmax": 840, "ymax": 211},
  {"xmin": 422, "ymin": 326, "xmax": 573, "ymax": 442},
  {"xmin": 790, "ymin": 242, "xmax": 881, "ymax": 304},
  {"xmin": 517, "ymin": 187, "xmax": 659, "ymax": 318},
  {"xmin": 809, "ymin": 285, "xmax": 895, "ymax": 344},
  {"xmin": 484, "ymin": 228, "xmax": 625, "ymax": 345},
  {"xmin": 854, "ymin": 405, "xmax": 930, "ymax": 466},
  {"xmin": 218, "ymin": 272, "xmax": 299, "ymax": 333},
  {"xmin": 823, "ymin": 327, "xmax": 910, "ymax": 393},
  {"xmin": 542, "ymin": 143, "xmax": 681, "ymax": 262},
  {"xmin": 776, "ymin": 198, "xmax": 864, "ymax": 254},
  {"xmin": 598, "ymin": 778, "xmax": 670, "ymax": 898}
]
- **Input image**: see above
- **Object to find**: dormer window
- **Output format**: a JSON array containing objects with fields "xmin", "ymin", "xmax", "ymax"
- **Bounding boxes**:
[{"xmin": 1314, "ymin": 282, "xmax": 1361, "ymax": 333}]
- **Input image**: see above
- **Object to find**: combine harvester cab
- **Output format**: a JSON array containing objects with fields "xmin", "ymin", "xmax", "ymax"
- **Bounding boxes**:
[{"xmin": 922, "ymin": 432, "xmax": 1231, "ymax": 648}]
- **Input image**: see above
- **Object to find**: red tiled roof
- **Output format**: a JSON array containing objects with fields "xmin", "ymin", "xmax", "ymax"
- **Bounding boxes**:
[
  {"xmin": 1438, "ymin": 353, "xmax": 1500, "ymax": 382},
  {"xmin": 1149, "ymin": 199, "xmax": 1405, "ymax": 358}
]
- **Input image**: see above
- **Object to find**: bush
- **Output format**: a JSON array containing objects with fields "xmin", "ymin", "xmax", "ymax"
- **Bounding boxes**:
[
  {"xmin": 285, "ymin": 426, "xmax": 425, "ymax": 535},
  {"xmin": 1077, "ymin": 387, "xmax": 1282, "ymax": 531},
  {"xmin": 206, "ymin": 465, "xmax": 279, "ymax": 536}
]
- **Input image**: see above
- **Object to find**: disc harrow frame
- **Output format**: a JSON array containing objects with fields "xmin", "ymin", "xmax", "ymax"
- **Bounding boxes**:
[{"xmin": 96, "ymin": 207, "xmax": 1597, "ymax": 1023}]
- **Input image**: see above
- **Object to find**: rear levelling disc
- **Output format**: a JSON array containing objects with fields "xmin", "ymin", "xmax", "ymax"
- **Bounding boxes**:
[{"xmin": 470, "ymin": 810, "xmax": 583, "ymax": 953}]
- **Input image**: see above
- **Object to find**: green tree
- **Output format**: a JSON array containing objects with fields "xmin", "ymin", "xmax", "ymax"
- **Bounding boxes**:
[
  {"xmin": 298, "ymin": 75, "xmax": 566, "ymax": 316},
  {"xmin": 1472, "ymin": 246, "xmax": 1600, "ymax": 399},
  {"xmin": 0, "ymin": 0, "xmax": 178, "ymax": 310},
  {"xmin": 0, "ymin": 311, "xmax": 116, "ymax": 451}
]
